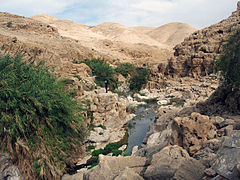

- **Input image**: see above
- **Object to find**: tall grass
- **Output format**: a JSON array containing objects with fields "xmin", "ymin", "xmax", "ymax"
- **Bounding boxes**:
[{"xmin": 0, "ymin": 55, "xmax": 87, "ymax": 179}]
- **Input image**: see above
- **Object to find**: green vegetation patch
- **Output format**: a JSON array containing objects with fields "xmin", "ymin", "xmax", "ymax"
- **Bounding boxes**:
[
  {"xmin": 129, "ymin": 67, "xmax": 150, "ymax": 92},
  {"xmin": 86, "ymin": 145, "xmax": 95, "ymax": 152},
  {"xmin": 0, "ymin": 55, "xmax": 87, "ymax": 179},
  {"xmin": 82, "ymin": 58, "xmax": 118, "ymax": 90},
  {"xmin": 216, "ymin": 30, "xmax": 240, "ymax": 88},
  {"xmin": 82, "ymin": 59, "xmax": 150, "ymax": 93},
  {"xmin": 115, "ymin": 62, "xmax": 136, "ymax": 78}
]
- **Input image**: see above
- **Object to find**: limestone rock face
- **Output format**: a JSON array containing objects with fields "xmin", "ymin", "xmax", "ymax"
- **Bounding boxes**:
[
  {"xmin": 86, "ymin": 90, "xmax": 127, "ymax": 129},
  {"xmin": 60, "ymin": 62, "xmax": 96, "ymax": 96},
  {"xmin": 174, "ymin": 112, "xmax": 216, "ymax": 154},
  {"xmin": 83, "ymin": 155, "xmax": 147, "ymax": 180},
  {"xmin": 168, "ymin": 2, "xmax": 240, "ymax": 77},
  {"xmin": 114, "ymin": 167, "xmax": 144, "ymax": 180},
  {"xmin": 143, "ymin": 145, "xmax": 204, "ymax": 180},
  {"xmin": 0, "ymin": 153, "xmax": 21, "ymax": 180}
]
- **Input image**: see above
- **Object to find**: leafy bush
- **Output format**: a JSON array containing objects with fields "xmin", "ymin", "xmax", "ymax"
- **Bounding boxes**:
[
  {"xmin": 82, "ymin": 59, "xmax": 150, "ymax": 92},
  {"xmin": 7, "ymin": 22, "xmax": 12, "ymax": 27},
  {"xmin": 216, "ymin": 30, "xmax": 240, "ymax": 88},
  {"xmin": 91, "ymin": 149, "xmax": 104, "ymax": 156},
  {"xmin": 129, "ymin": 67, "xmax": 150, "ymax": 92},
  {"xmin": 115, "ymin": 63, "xmax": 136, "ymax": 78},
  {"xmin": 82, "ymin": 58, "xmax": 118, "ymax": 90},
  {"xmin": 111, "ymin": 149, "xmax": 122, "ymax": 156},
  {"xmin": 0, "ymin": 55, "xmax": 87, "ymax": 179},
  {"xmin": 104, "ymin": 142, "xmax": 118, "ymax": 153},
  {"xmin": 86, "ymin": 145, "xmax": 95, "ymax": 152}
]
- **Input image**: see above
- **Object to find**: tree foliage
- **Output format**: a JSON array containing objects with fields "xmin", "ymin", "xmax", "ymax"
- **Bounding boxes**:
[
  {"xmin": 129, "ymin": 67, "xmax": 150, "ymax": 92},
  {"xmin": 0, "ymin": 55, "xmax": 87, "ymax": 179},
  {"xmin": 115, "ymin": 63, "xmax": 136, "ymax": 78},
  {"xmin": 216, "ymin": 30, "xmax": 240, "ymax": 88},
  {"xmin": 82, "ymin": 58, "xmax": 118, "ymax": 90}
]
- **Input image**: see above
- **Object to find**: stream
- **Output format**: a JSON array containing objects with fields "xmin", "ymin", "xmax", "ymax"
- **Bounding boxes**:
[{"xmin": 124, "ymin": 103, "xmax": 157, "ymax": 154}]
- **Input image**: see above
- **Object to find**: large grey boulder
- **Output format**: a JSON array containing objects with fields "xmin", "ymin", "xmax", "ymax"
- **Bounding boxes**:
[
  {"xmin": 114, "ymin": 167, "xmax": 144, "ymax": 180},
  {"xmin": 143, "ymin": 145, "xmax": 204, "ymax": 180},
  {"xmin": 211, "ymin": 131, "xmax": 240, "ymax": 179},
  {"xmin": 0, "ymin": 153, "xmax": 21, "ymax": 180},
  {"xmin": 83, "ymin": 155, "xmax": 147, "ymax": 180}
]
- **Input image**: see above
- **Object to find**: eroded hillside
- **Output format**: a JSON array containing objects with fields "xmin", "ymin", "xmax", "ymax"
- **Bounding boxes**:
[
  {"xmin": 168, "ymin": 2, "xmax": 240, "ymax": 77},
  {"xmin": 31, "ymin": 14, "xmax": 196, "ymax": 66}
]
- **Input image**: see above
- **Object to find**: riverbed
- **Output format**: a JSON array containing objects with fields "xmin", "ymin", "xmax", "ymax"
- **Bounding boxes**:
[{"xmin": 125, "ymin": 103, "xmax": 157, "ymax": 154}]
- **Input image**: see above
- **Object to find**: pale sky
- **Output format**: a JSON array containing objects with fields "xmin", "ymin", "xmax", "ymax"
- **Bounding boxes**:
[{"xmin": 0, "ymin": 0, "xmax": 238, "ymax": 29}]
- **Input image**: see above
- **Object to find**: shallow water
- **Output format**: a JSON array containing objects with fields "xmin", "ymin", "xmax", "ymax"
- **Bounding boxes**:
[{"xmin": 124, "ymin": 103, "xmax": 156, "ymax": 154}]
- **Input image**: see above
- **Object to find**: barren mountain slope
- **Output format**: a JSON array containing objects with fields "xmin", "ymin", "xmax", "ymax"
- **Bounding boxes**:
[
  {"xmin": 129, "ymin": 26, "xmax": 156, "ymax": 34},
  {"xmin": 90, "ymin": 22, "xmax": 168, "ymax": 48},
  {"xmin": 0, "ymin": 12, "xmax": 197, "ymax": 73},
  {"xmin": 146, "ymin": 22, "xmax": 197, "ymax": 47},
  {"xmin": 31, "ymin": 15, "xmax": 173, "ymax": 65},
  {"xmin": 0, "ymin": 12, "xmax": 100, "ymax": 77}
]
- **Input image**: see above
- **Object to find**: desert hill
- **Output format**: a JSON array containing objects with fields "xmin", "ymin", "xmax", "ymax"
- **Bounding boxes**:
[
  {"xmin": 146, "ymin": 22, "xmax": 197, "ymax": 47},
  {"xmin": 0, "ymin": 11, "xmax": 197, "ymax": 79},
  {"xmin": 30, "ymin": 14, "xmax": 197, "ymax": 65}
]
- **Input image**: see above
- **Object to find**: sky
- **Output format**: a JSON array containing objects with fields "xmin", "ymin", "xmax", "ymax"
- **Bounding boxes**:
[{"xmin": 0, "ymin": 0, "xmax": 238, "ymax": 29}]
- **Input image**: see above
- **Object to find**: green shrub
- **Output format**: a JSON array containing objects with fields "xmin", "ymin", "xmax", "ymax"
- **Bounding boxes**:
[
  {"xmin": 111, "ymin": 149, "xmax": 122, "ymax": 156},
  {"xmin": 86, "ymin": 145, "xmax": 95, "ymax": 152},
  {"xmin": 129, "ymin": 67, "xmax": 150, "ymax": 92},
  {"xmin": 0, "ymin": 55, "xmax": 87, "ymax": 179},
  {"xmin": 104, "ymin": 142, "xmax": 118, "ymax": 153},
  {"xmin": 174, "ymin": 103, "xmax": 184, "ymax": 108},
  {"xmin": 115, "ymin": 63, "xmax": 136, "ymax": 78},
  {"xmin": 82, "ymin": 58, "xmax": 118, "ymax": 90},
  {"xmin": 97, "ymin": 124, "xmax": 106, "ymax": 130},
  {"xmin": 91, "ymin": 149, "xmax": 104, "ymax": 156},
  {"xmin": 216, "ymin": 30, "xmax": 240, "ymax": 88},
  {"xmin": 7, "ymin": 22, "xmax": 12, "ymax": 27}
]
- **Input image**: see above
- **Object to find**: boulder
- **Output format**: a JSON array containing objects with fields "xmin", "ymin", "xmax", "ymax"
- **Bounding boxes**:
[
  {"xmin": 173, "ymin": 112, "xmax": 216, "ymax": 154},
  {"xmin": 210, "ymin": 131, "xmax": 240, "ymax": 179},
  {"xmin": 114, "ymin": 167, "xmax": 144, "ymax": 180},
  {"xmin": 86, "ymin": 91, "xmax": 127, "ymax": 129},
  {"xmin": 143, "ymin": 145, "xmax": 204, "ymax": 180},
  {"xmin": 0, "ymin": 152, "xmax": 21, "ymax": 180},
  {"xmin": 87, "ymin": 127, "xmax": 110, "ymax": 143},
  {"xmin": 146, "ymin": 128, "xmax": 172, "ymax": 147},
  {"xmin": 83, "ymin": 155, "xmax": 147, "ymax": 180}
]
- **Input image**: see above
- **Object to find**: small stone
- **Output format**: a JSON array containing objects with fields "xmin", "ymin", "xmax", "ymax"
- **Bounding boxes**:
[
  {"xmin": 225, "ymin": 119, "xmax": 235, "ymax": 125},
  {"xmin": 158, "ymin": 100, "xmax": 168, "ymax": 105},
  {"xmin": 208, "ymin": 129, "xmax": 217, "ymax": 139},
  {"xmin": 224, "ymin": 125, "xmax": 233, "ymax": 136},
  {"xmin": 118, "ymin": 145, "xmax": 127, "ymax": 151},
  {"xmin": 204, "ymin": 168, "xmax": 217, "ymax": 177},
  {"xmin": 237, "ymin": 163, "xmax": 240, "ymax": 178},
  {"xmin": 212, "ymin": 116, "xmax": 225, "ymax": 129},
  {"xmin": 132, "ymin": 146, "xmax": 139, "ymax": 155}
]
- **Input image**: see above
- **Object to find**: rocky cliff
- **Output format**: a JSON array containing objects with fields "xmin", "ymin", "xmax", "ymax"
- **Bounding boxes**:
[{"xmin": 168, "ymin": 2, "xmax": 240, "ymax": 78}]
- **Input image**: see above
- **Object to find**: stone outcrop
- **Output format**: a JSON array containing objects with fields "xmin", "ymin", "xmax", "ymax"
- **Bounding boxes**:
[
  {"xmin": 83, "ymin": 155, "xmax": 147, "ymax": 180},
  {"xmin": 86, "ymin": 90, "xmax": 127, "ymax": 129},
  {"xmin": 143, "ymin": 145, "xmax": 205, "ymax": 180},
  {"xmin": 168, "ymin": 2, "xmax": 240, "ymax": 77},
  {"xmin": 173, "ymin": 112, "xmax": 216, "ymax": 154},
  {"xmin": 210, "ymin": 131, "xmax": 240, "ymax": 180},
  {"xmin": 60, "ymin": 62, "xmax": 96, "ymax": 97},
  {"xmin": 0, "ymin": 153, "xmax": 21, "ymax": 180}
]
